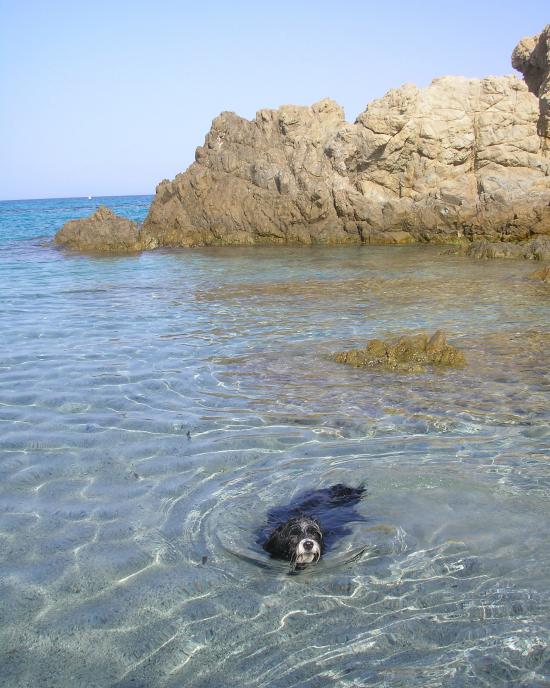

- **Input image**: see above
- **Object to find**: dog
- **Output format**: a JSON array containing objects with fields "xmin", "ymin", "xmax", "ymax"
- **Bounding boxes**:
[
  {"xmin": 260, "ymin": 484, "xmax": 366, "ymax": 569},
  {"xmin": 263, "ymin": 515, "xmax": 324, "ymax": 565}
]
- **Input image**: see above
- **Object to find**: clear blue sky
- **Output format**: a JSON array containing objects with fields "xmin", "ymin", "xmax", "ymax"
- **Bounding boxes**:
[{"xmin": 0, "ymin": 0, "xmax": 548, "ymax": 200}]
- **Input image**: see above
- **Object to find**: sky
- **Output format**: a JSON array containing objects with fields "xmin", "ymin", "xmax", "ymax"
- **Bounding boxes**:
[{"xmin": 0, "ymin": 0, "xmax": 548, "ymax": 200}]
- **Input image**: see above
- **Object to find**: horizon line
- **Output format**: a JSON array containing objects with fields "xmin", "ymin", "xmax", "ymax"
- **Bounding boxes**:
[{"xmin": 0, "ymin": 192, "xmax": 155, "ymax": 203}]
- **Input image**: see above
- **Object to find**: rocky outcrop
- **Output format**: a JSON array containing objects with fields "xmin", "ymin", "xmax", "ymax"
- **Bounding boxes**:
[
  {"xmin": 140, "ymin": 25, "xmax": 550, "ymax": 249},
  {"xmin": 333, "ymin": 330, "xmax": 465, "ymax": 373},
  {"xmin": 512, "ymin": 25, "xmax": 550, "ymax": 139},
  {"xmin": 55, "ymin": 206, "xmax": 142, "ymax": 253}
]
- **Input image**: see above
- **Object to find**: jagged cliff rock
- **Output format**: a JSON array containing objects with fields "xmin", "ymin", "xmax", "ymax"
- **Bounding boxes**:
[
  {"xmin": 512, "ymin": 24, "xmax": 550, "ymax": 139},
  {"xmin": 55, "ymin": 206, "xmax": 141, "ymax": 253},
  {"xmin": 141, "ymin": 81, "xmax": 550, "ymax": 248},
  {"xmin": 140, "ymin": 25, "xmax": 550, "ymax": 249}
]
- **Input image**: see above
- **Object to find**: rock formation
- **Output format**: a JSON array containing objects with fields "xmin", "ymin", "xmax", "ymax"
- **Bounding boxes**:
[
  {"xmin": 512, "ymin": 24, "xmax": 550, "ymax": 139},
  {"xmin": 333, "ymin": 330, "xmax": 466, "ymax": 373},
  {"xmin": 55, "ymin": 206, "xmax": 142, "ymax": 253},
  {"xmin": 139, "ymin": 24, "xmax": 550, "ymax": 249}
]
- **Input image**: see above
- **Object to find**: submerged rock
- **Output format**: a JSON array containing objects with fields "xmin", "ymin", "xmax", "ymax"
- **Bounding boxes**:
[
  {"xmin": 140, "ymin": 24, "xmax": 550, "ymax": 249},
  {"xmin": 530, "ymin": 265, "xmax": 550, "ymax": 282},
  {"xmin": 55, "ymin": 206, "xmax": 142, "ymax": 253},
  {"xmin": 466, "ymin": 236, "xmax": 550, "ymax": 260},
  {"xmin": 333, "ymin": 330, "xmax": 465, "ymax": 373}
]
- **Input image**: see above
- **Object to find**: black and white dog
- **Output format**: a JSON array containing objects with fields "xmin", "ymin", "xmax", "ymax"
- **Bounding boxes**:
[{"xmin": 260, "ymin": 484, "xmax": 366, "ymax": 569}]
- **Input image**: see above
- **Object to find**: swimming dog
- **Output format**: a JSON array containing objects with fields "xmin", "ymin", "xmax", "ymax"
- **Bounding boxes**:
[
  {"xmin": 263, "ymin": 514, "xmax": 324, "ymax": 565},
  {"xmin": 261, "ymin": 484, "xmax": 366, "ymax": 569}
]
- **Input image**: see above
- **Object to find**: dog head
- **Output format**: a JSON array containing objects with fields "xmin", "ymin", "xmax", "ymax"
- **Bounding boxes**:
[{"xmin": 263, "ymin": 515, "xmax": 323, "ymax": 566}]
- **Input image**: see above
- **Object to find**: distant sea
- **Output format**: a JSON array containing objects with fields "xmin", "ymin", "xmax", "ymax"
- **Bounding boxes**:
[
  {"xmin": 1, "ymin": 194, "xmax": 550, "ymax": 687},
  {"xmin": 0, "ymin": 194, "xmax": 153, "ymax": 243}
]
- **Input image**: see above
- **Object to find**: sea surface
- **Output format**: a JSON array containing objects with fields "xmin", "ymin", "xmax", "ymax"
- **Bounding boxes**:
[{"xmin": 1, "ymin": 195, "xmax": 549, "ymax": 687}]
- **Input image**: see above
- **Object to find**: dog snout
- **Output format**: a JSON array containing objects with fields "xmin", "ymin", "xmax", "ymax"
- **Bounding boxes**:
[{"xmin": 303, "ymin": 539, "xmax": 314, "ymax": 551}]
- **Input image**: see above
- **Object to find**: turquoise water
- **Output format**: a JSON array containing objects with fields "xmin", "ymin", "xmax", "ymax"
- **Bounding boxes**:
[{"xmin": 1, "ymin": 195, "xmax": 550, "ymax": 687}]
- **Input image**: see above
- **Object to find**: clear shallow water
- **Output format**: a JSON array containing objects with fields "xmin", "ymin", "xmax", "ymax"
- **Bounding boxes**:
[{"xmin": 1, "ymin": 196, "xmax": 550, "ymax": 687}]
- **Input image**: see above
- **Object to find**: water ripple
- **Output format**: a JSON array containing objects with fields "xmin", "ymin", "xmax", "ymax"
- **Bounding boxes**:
[{"xmin": 1, "ymin": 199, "xmax": 549, "ymax": 686}]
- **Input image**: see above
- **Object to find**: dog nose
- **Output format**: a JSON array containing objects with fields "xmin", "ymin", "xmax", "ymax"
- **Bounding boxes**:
[{"xmin": 303, "ymin": 540, "xmax": 314, "ymax": 551}]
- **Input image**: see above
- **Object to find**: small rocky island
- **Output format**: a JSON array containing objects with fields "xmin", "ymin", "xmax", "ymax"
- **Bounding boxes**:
[
  {"xmin": 55, "ymin": 206, "xmax": 141, "ymax": 253},
  {"xmin": 56, "ymin": 25, "xmax": 550, "ymax": 254},
  {"xmin": 333, "ymin": 330, "xmax": 466, "ymax": 373}
]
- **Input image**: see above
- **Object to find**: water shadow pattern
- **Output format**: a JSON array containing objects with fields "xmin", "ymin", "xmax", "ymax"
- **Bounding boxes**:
[{"xmin": 1, "ymin": 197, "xmax": 550, "ymax": 687}]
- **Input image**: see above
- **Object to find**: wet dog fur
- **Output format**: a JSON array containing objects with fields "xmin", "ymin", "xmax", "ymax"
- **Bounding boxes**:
[
  {"xmin": 263, "ymin": 515, "xmax": 324, "ymax": 566},
  {"xmin": 260, "ymin": 484, "xmax": 366, "ymax": 569}
]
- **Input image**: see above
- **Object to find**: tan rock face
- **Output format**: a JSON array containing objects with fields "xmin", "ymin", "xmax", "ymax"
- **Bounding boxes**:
[
  {"xmin": 55, "ymin": 206, "xmax": 141, "ymax": 253},
  {"xmin": 512, "ymin": 25, "xmax": 550, "ymax": 138},
  {"xmin": 141, "ymin": 99, "xmax": 356, "ymax": 248},
  {"xmin": 333, "ymin": 330, "xmax": 466, "ymax": 373},
  {"xmin": 141, "ymin": 25, "xmax": 550, "ymax": 249}
]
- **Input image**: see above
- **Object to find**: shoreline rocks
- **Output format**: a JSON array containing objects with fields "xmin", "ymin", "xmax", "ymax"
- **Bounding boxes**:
[
  {"xmin": 54, "ymin": 206, "xmax": 142, "ymax": 253},
  {"xmin": 333, "ymin": 330, "xmax": 466, "ymax": 373},
  {"xmin": 55, "ymin": 24, "xmax": 550, "ymax": 254},
  {"xmin": 138, "ymin": 24, "xmax": 550, "ymax": 251},
  {"xmin": 141, "ymin": 69, "xmax": 550, "ymax": 249}
]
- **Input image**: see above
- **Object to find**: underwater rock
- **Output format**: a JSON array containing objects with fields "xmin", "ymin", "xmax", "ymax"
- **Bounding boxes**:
[
  {"xmin": 55, "ymin": 206, "xmax": 141, "ymax": 253},
  {"xmin": 333, "ymin": 330, "xmax": 466, "ymax": 373},
  {"xmin": 530, "ymin": 265, "xmax": 550, "ymax": 282},
  {"xmin": 466, "ymin": 236, "xmax": 550, "ymax": 260}
]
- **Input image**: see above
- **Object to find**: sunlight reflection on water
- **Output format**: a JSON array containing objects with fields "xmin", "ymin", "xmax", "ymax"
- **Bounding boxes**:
[{"xmin": 1, "ymin": 197, "xmax": 549, "ymax": 686}]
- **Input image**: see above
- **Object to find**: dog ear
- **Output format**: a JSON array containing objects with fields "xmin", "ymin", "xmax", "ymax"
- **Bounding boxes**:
[{"xmin": 312, "ymin": 517, "xmax": 322, "ymax": 532}]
